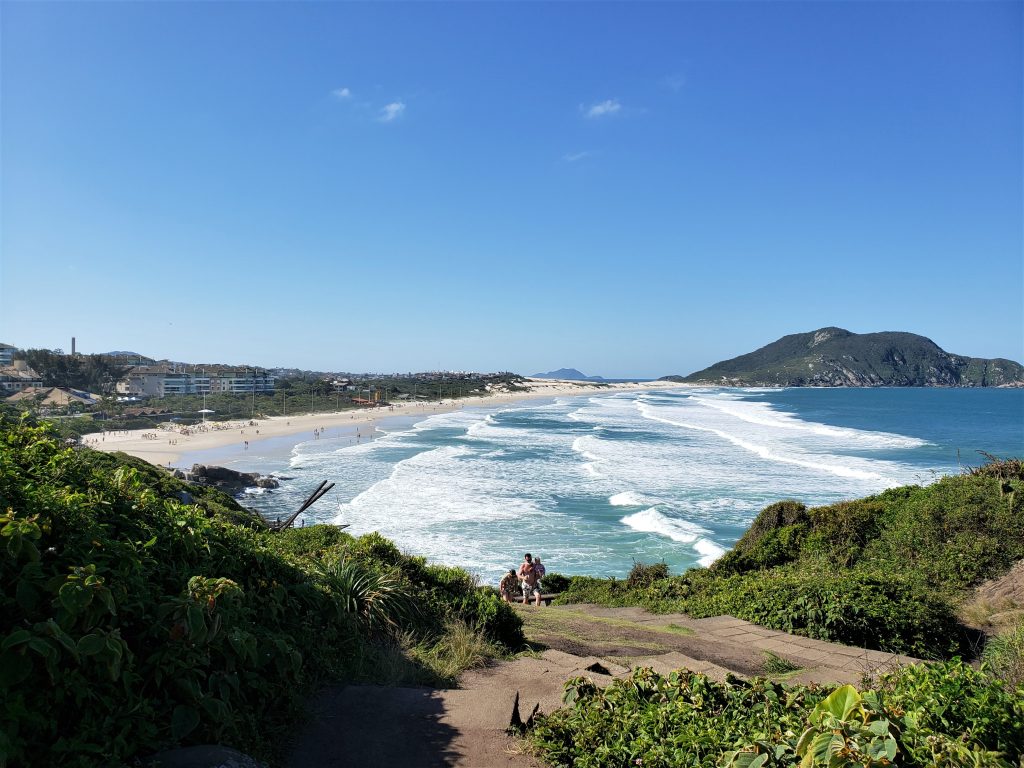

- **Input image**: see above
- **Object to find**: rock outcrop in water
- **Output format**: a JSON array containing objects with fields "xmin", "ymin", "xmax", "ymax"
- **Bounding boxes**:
[
  {"xmin": 188, "ymin": 464, "xmax": 279, "ymax": 495},
  {"xmin": 663, "ymin": 327, "xmax": 1024, "ymax": 387}
]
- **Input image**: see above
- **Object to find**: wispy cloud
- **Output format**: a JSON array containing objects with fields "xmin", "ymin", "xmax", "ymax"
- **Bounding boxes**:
[
  {"xmin": 378, "ymin": 101, "xmax": 406, "ymax": 122},
  {"xmin": 584, "ymin": 99, "xmax": 621, "ymax": 119},
  {"xmin": 663, "ymin": 74, "xmax": 686, "ymax": 92},
  {"xmin": 563, "ymin": 151, "xmax": 594, "ymax": 163},
  {"xmin": 332, "ymin": 87, "xmax": 352, "ymax": 99}
]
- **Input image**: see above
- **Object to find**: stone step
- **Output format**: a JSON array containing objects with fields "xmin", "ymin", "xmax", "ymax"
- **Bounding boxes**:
[{"xmin": 629, "ymin": 651, "xmax": 735, "ymax": 683}]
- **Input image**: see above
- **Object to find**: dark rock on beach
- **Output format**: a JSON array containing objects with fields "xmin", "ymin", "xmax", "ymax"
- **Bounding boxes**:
[{"xmin": 188, "ymin": 464, "xmax": 279, "ymax": 495}]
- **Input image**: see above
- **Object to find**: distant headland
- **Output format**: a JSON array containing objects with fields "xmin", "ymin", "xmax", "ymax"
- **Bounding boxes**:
[
  {"xmin": 662, "ymin": 327, "xmax": 1024, "ymax": 388},
  {"xmin": 532, "ymin": 368, "xmax": 607, "ymax": 382}
]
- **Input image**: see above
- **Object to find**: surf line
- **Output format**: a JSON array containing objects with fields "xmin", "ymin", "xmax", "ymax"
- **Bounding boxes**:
[{"xmin": 635, "ymin": 403, "xmax": 882, "ymax": 481}]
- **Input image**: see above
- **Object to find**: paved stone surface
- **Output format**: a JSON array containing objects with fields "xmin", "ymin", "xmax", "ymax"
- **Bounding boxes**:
[
  {"xmin": 287, "ymin": 610, "xmax": 924, "ymax": 767},
  {"xmin": 687, "ymin": 614, "xmax": 922, "ymax": 682}
]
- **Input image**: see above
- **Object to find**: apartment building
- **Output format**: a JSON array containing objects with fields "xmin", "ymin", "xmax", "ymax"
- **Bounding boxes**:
[
  {"xmin": 117, "ymin": 365, "xmax": 273, "ymax": 398},
  {"xmin": 0, "ymin": 361, "xmax": 44, "ymax": 394}
]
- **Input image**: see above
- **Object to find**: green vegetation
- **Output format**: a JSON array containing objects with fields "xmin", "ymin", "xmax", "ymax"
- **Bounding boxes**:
[
  {"xmin": 531, "ymin": 662, "xmax": 1023, "ymax": 768},
  {"xmin": 555, "ymin": 461, "xmax": 1024, "ymax": 659},
  {"xmin": 761, "ymin": 651, "xmax": 800, "ymax": 676},
  {"xmin": 662, "ymin": 327, "xmax": 1024, "ymax": 386},
  {"xmin": 983, "ymin": 617, "xmax": 1024, "ymax": 689},
  {"xmin": 0, "ymin": 418, "xmax": 522, "ymax": 767},
  {"xmin": 15, "ymin": 349, "xmax": 130, "ymax": 394}
]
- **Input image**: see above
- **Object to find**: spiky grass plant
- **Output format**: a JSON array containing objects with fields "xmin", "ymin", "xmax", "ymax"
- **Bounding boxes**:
[
  {"xmin": 313, "ymin": 556, "xmax": 418, "ymax": 635},
  {"xmin": 414, "ymin": 620, "xmax": 497, "ymax": 683}
]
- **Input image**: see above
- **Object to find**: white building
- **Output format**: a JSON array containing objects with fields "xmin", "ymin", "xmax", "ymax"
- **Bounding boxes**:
[
  {"xmin": 117, "ymin": 366, "xmax": 211, "ymax": 397},
  {"xmin": 117, "ymin": 365, "xmax": 273, "ymax": 398},
  {"xmin": 209, "ymin": 369, "xmax": 275, "ymax": 394},
  {"xmin": 0, "ymin": 361, "xmax": 43, "ymax": 394}
]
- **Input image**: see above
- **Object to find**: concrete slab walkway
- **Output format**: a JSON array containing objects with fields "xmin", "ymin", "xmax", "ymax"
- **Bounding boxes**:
[{"xmin": 285, "ymin": 607, "xmax": 922, "ymax": 768}]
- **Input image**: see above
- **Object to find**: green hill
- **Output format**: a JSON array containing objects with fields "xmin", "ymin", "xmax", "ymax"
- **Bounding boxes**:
[{"xmin": 664, "ymin": 327, "xmax": 1024, "ymax": 387}]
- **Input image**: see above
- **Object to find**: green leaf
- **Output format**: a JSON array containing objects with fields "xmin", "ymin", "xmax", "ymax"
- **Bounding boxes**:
[
  {"xmin": 186, "ymin": 604, "xmax": 205, "ymax": 639},
  {"xmin": 814, "ymin": 684, "xmax": 862, "ymax": 722},
  {"xmin": 171, "ymin": 705, "xmax": 201, "ymax": 741},
  {"xmin": 77, "ymin": 634, "xmax": 106, "ymax": 656},
  {"xmin": 868, "ymin": 719, "xmax": 890, "ymax": 737},
  {"xmin": 811, "ymin": 732, "xmax": 844, "ymax": 765},
  {"xmin": 883, "ymin": 736, "xmax": 897, "ymax": 761},
  {"xmin": 58, "ymin": 582, "xmax": 92, "ymax": 615},
  {"xmin": 1, "ymin": 630, "xmax": 32, "ymax": 652},
  {"xmin": 40, "ymin": 620, "xmax": 79, "ymax": 660},
  {"xmin": 796, "ymin": 727, "xmax": 815, "ymax": 757},
  {"xmin": 105, "ymin": 634, "xmax": 123, "ymax": 660}
]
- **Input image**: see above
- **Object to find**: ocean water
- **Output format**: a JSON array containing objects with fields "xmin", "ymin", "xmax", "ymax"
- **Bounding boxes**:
[{"xmin": 230, "ymin": 388, "xmax": 1023, "ymax": 584}]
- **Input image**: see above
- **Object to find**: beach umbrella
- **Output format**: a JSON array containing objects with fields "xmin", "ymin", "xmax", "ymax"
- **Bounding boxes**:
[{"xmin": 198, "ymin": 408, "xmax": 215, "ymax": 424}]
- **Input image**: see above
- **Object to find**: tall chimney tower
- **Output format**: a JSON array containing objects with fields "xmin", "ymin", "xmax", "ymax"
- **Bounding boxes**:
[{"xmin": 71, "ymin": 337, "xmax": 76, "ymax": 356}]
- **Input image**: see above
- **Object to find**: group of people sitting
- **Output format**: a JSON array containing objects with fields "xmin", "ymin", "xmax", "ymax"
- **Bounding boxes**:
[{"xmin": 498, "ymin": 553, "xmax": 546, "ymax": 606}]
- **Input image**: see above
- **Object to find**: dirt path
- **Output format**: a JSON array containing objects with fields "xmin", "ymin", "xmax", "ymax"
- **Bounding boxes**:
[{"xmin": 285, "ymin": 604, "xmax": 921, "ymax": 767}]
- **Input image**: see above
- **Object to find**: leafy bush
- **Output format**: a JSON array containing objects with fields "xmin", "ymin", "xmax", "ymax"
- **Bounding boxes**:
[
  {"xmin": 540, "ymin": 571, "xmax": 571, "ymax": 593},
  {"xmin": 0, "ymin": 420, "xmax": 522, "ymax": 767},
  {"xmin": 531, "ymin": 662, "xmax": 1023, "ymax": 768},
  {"xmin": 627, "ymin": 560, "xmax": 670, "ymax": 589}
]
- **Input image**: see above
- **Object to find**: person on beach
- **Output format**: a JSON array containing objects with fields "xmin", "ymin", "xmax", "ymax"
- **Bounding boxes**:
[
  {"xmin": 533, "ymin": 556, "xmax": 546, "ymax": 583},
  {"xmin": 518, "ymin": 553, "xmax": 542, "ymax": 607},
  {"xmin": 498, "ymin": 569, "xmax": 518, "ymax": 603}
]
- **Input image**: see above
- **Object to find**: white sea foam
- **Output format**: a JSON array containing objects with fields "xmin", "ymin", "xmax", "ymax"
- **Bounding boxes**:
[
  {"xmin": 694, "ymin": 538, "xmax": 727, "ymax": 567},
  {"xmin": 636, "ymin": 401, "xmax": 888, "ymax": 482},
  {"xmin": 621, "ymin": 508, "xmax": 708, "ymax": 543},
  {"xmin": 609, "ymin": 491, "xmax": 651, "ymax": 506},
  {"xmin": 689, "ymin": 395, "xmax": 928, "ymax": 448}
]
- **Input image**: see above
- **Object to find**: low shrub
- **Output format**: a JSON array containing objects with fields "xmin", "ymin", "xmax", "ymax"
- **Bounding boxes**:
[
  {"xmin": 626, "ymin": 560, "xmax": 670, "ymax": 589},
  {"xmin": 540, "ymin": 571, "xmax": 571, "ymax": 593},
  {"xmin": 531, "ymin": 661, "xmax": 1023, "ymax": 768}
]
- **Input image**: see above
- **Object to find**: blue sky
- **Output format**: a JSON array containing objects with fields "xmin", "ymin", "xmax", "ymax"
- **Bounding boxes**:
[{"xmin": 2, "ymin": 2, "xmax": 1021, "ymax": 377}]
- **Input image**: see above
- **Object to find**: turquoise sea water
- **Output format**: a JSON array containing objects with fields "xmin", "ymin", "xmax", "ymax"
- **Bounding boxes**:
[{"xmin": 227, "ymin": 388, "xmax": 1023, "ymax": 583}]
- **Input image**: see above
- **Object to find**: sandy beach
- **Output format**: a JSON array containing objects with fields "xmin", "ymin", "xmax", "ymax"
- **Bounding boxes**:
[{"xmin": 85, "ymin": 379, "xmax": 679, "ymax": 468}]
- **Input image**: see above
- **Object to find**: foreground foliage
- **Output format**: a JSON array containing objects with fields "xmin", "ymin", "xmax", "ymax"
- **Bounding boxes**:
[
  {"xmin": 531, "ymin": 662, "xmax": 1024, "ymax": 768},
  {"xmin": 0, "ymin": 419, "xmax": 522, "ymax": 767},
  {"xmin": 557, "ymin": 462, "xmax": 1024, "ymax": 658}
]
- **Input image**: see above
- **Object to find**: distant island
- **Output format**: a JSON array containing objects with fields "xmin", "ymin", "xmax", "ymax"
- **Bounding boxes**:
[
  {"xmin": 532, "ymin": 367, "xmax": 607, "ymax": 382},
  {"xmin": 663, "ymin": 327, "xmax": 1024, "ymax": 387}
]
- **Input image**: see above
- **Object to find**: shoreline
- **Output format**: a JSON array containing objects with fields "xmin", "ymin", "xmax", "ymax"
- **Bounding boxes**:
[{"xmin": 85, "ymin": 379, "xmax": 680, "ymax": 468}]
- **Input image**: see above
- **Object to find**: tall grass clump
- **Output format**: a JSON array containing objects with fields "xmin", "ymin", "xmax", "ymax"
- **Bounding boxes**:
[{"xmin": 983, "ymin": 617, "xmax": 1024, "ymax": 688}]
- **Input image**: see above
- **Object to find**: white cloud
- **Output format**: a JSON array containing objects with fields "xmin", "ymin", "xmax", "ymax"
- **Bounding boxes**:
[
  {"xmin": 378, "ymin": 101, "xmax": 406, "ymax": 122},
  {"xmin": 563, "ymin": 151, "xmax": 593, "ymax": 162},
  {"xmin": 332, "ymin": 87, "xmax": 352, "ymax": 99},
  {"xmin": 585, "ymin": 99, "xmax": 621, "ymax": 118}
]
